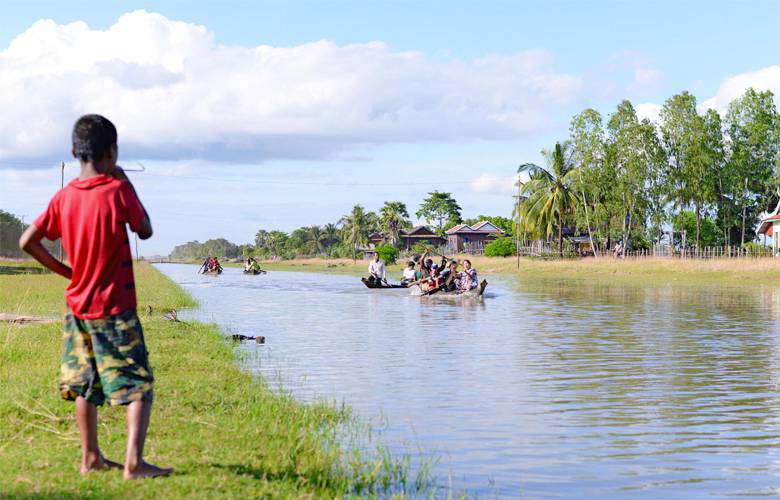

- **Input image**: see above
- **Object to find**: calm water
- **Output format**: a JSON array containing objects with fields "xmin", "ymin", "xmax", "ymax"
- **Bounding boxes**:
[{"xmin": 158, "ymin": 263, "xmax": 780, "ymax": 498}]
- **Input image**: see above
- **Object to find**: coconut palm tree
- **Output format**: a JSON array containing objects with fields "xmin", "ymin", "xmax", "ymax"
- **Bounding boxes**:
[
  {"xmin": 340, "ymin": 204, "xmax": 373, "ymax": 262},
  {"xmin": 306, "ymin": 225, "xmax": 326, "ymax": 254},
  {"xmin": 379, "ymin": 201, "xmax": 411, "ymax": 247},
  {"xmin": 517, "ymin": 142, "xmax": 578, "ymax": 257},
  {"xmin": 322, "ymin": 223, "xmax": 340, "ymax": 248}
]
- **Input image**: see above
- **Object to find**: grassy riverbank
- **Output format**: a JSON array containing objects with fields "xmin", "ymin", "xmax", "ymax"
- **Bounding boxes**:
[
  {"xmin": 0, "ymin": 261, "xmax": 410, "ymax": 497},
  {"xmin": 258, "ymin": 255, "xmax": 780, "ymax": 288}
]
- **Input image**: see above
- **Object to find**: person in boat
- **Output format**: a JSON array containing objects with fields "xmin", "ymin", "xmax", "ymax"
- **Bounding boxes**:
[
  {"xmin": 244, "ymin": 257, "xmax": 262, "ymax": 273},
  {"xmin": 401, "ymin": 261, "xmax": 417, "ymax": 286},
  {"xmin": 206, "ymin": 256, "xmax": 222, "ymax": 273},
  {"xmin": 457, "ymin": 259, "xmax": 478, "ymax": 292},
  {"xmin": 367, "ymin": 252, "xmax": 386, "ymax": 286},
  {"xmin": 440, "ymin": 260, "xmax": 460, "ymax": 292}
]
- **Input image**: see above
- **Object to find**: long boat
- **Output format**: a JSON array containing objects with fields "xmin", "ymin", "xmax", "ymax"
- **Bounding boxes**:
[
  {"xmin": 201, "ymin": 268, "xmax": 223, "ymax": 276},
  {"xmin": 361, "ymin": 277, "xmax": 408, "ymax": 289},
  {"xmin": 243, "ymin": 269, "xmax": 267, "ymax": 275},
  {"xmin": 411, "ymin": 279, "xmax": 488, "ymax": 299}
]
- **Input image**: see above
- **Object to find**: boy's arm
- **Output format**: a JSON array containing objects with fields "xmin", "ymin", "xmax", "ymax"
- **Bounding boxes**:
[
  {"xmin": 112, "ymin": 167, "xmax": 153, "ymax": 240},
  {"xmin": 19, "ymin": 225, "xmax": 73, "ymax": 279}
]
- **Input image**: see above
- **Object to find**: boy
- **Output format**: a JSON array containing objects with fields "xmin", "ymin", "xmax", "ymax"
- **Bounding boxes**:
[{"xmin": 19, "ymin": 114, "xmax": 171, "ymax": 480}]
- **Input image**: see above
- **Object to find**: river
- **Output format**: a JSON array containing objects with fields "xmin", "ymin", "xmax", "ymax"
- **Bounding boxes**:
[{"xmin": 158, "ymin": 263, "xmax": 780, "ymax": 498}]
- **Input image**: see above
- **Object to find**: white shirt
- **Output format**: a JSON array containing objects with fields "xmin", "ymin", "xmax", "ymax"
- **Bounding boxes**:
[
  {"xmin": 368, "ymin": 260, "xmax": 386, "ymax": 279},
  {"xmin": 403, "ymin": 268, "xmax": 416, "ymax": 280}
]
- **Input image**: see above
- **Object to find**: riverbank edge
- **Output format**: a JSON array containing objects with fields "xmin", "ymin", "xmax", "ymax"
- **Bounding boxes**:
[{"xmin": 0, "ymin": 261, "xmax": 409, "ymax": 497}]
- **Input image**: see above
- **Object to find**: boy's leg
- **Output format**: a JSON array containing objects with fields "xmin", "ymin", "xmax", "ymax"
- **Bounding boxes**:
[
  {"xmin": 86, "ymin": 310, "xmax": 171, "ymax": 479},
  {"xmin": 61, "ymin": 312, "xmax": 120, "ymax": 473},
  {"xmin": 76, "ymin": 396, "xmax": 122, "ymax": 473},
  {"xmin": 123, "ymin": 395, "xmax": 172, "ymax": 479}
]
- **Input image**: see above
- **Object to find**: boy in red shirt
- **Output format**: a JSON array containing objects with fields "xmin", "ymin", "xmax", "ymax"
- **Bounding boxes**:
[{"xmin": 19, "ymin": 114, "xmax": 171, "ymax": 480}]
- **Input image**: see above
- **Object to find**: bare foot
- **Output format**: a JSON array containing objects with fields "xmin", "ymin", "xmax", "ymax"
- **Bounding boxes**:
[
  {"xmin": 80, "ymin": 454, "xmax": 123, "ymax": 475},
  {"xmin": 123, "ymin": 460, "xmax": 173, "ymax": 480}
]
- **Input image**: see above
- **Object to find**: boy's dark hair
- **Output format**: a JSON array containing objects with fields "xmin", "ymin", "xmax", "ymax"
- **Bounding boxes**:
[{"xmin": 72, "ymin": 114, "xmax": 117, "ymax": 163}]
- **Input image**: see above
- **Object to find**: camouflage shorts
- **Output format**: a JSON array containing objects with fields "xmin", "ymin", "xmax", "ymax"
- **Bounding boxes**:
[{"xmin": 60, "ymin": 308, "xmax": 154, "ymax": 406}]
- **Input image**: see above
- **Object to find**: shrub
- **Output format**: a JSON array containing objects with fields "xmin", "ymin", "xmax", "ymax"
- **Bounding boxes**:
[
  {"xmin": 744, "ymin": 241, "xmax": 770, "ymax": 256},
  {"xmin": 484, "ymin": 237, "xmax": 516, "ymax": 257},
  {"xmin": 375, "ymin": 244, "xmax": 399, "ymax": 264}
]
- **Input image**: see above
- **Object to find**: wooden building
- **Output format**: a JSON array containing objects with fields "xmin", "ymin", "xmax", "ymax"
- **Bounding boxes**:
[
  {"xmin": 445, "ymin": 221, "xmax": 504, "ymax": 253},
  {"xmin": 399, "ymin": 226, "xmax": 446, "ymax": 251}
]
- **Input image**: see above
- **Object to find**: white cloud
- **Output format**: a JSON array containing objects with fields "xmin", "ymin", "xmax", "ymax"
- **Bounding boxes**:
[
  {"xmin": 470, "ymin": 173, "xmax": 519, "ymax": 195},
  {"xmin": 0, "ymin": 10, "xmax": 582, "ymax": 166},
  {"xmin": 635, "ymin": 102, "xmax": 662, "ymax": 123},
  {"xmin": 700, "ymin": 65, "xmax": 780, "ymax": 113}
]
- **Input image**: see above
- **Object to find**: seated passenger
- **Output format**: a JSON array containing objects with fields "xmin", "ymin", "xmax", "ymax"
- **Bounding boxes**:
[
  {"xmin": 458, "ymin": 259, "xmax": 478, "ymax": 292},
  {"xmin": 401, "ymin": 261, "xmax": 416, "ymax": 286}
]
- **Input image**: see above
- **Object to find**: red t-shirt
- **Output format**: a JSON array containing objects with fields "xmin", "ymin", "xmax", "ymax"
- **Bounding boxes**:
[{"xmin": 34, "ymin": 174, "xmax": 146, "ymax": 319}]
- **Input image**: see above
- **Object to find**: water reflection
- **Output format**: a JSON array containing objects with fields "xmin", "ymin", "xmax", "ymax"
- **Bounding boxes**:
[{"xmin": 158, "ymin": 264, "xmax": 780, "ymax": 497}]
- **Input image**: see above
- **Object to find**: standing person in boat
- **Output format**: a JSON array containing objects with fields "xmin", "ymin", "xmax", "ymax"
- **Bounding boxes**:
[
  {"xmin": 367, "ymin": 252, "xmax": 386, "ymax": 286},
  {"xmin": 457, "ymin": 259, "xmax": 478, "ymax": 292}
]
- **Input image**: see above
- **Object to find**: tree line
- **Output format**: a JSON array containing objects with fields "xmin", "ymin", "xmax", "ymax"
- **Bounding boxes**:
[
  {"xmin": 516, "ymin": 88, "xmax": 780, "ymax": 256},
  {"xmin": 170, "ymin": 193, "xmax": 514, "ymax": 261}
]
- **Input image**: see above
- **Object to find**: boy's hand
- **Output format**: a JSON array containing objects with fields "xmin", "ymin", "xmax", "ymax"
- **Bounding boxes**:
[{"xmin": 19, "ymin": 225, "xmax": 73, "ymax": 280}]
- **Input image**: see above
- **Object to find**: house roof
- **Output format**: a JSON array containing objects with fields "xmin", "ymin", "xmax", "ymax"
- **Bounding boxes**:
[
  {"xmin": 445, "ymin": 224, "xmax": 473, "ymax": 234},
  {"xmin": 401, "ymin": 225, "xmax": 436, "ymax": 236},
  {"xmin": 446, "ymin": 221, "xmax": 505, "ymax": 235},
  {"xmin": 471, "ymin": 221, "xmax": 502, "ymax": 232}
]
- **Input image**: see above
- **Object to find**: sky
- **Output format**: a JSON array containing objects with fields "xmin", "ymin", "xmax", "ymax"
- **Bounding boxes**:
[{"xmin": 2, "ymin": 1, "xmax": 780, "ymax": 255}]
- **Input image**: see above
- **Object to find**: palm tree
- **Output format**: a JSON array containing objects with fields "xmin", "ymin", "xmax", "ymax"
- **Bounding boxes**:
[
  {"xmin": 306, "ymin": 225, "xmax": 326, "ymax": 254},
  {"xmin": 517, "ymin": 142, "xmax": 578, "ymax": 257},
  {"xmin": 266, "ymin": 231, "xmax": 288, "ymax": 258},
  {"xmin": 322, "ymin": 223, "xmax": 340, "ymax": 248},
  {"xmin": 379, "ymin": 201, "xmax": 411, "ymax": 247},
  {"xmin": 340, "ymin": 205, "xmax": 372, "ymax": 262}
]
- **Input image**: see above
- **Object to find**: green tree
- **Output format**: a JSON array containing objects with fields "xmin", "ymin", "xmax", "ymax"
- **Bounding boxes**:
[
  {"xmin": 660, "ymin": 91, "xmax": 723, "ymax": 250},
  {"xmin": 266, "ymin": 231, "xmax": 289, "ymax": 257},
  {"xmin": 254, "ymin": 229, "xmax": 269, "ymax": 250},
  {"xmin": 724, "ymin": 87, "xmax": 780, "ymax": 245},
  {"xmin": 517, "ymin": 142, "xmax": 578, "ymax": 256},
  {"xmin": 306, "ymin": 225, "xmax": 326, "ymax": 254},
  {"xmin": 340, "ymin": 204, "xmax": 373, "ymax": 262},
  {"xmin": 606, "ymin": 100, "xmax": 665, "ymax": 254},
  {"xmin": 379, "ymin": 201, "xmax": 411, "ymax": 246},
  {"xmin": 416, "ymin": 191, "xmax": 462, "ymax": 233},
  {"xmin": 322, "ymin": 223, "xmax": 341, "ymax": 248},
  {"xmin": 0, "ymin": 210, "xmax": 27, "ymax": 258},
  {"xmin": 569, "ymin": 108, "xmax": 608, "ymax": 255}
]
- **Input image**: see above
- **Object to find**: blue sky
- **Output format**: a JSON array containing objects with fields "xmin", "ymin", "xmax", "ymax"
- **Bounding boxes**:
[{"xmin": 2, "ymin": 1, "xmax": 780, "ymax": 255}]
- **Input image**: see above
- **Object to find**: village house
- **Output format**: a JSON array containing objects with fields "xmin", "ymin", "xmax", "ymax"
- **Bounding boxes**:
[
  {"xmin": 758, "ymin": 202, "xmax": 780, "ymax": 256},
  {"xmin": 399, "ymin": 226, "xmax": 446, "ymax": 251},
  {"xmin": 446, "ymin": 221, "xmax": 504, "ymax": 253}
]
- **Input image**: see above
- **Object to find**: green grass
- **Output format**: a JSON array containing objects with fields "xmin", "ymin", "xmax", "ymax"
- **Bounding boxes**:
[{"xmin": 0, "ymin": 261, "xmax": 418, "ymax": 498}]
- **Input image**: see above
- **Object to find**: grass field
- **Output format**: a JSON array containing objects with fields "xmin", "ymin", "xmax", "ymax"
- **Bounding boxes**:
[
  {"xmin": 256, "ymin": 255, "xmax": 780, "ymax": 288},
  {"xmin": 0, "ymin": 261, "xmax": 414, "ymax": 498}
]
